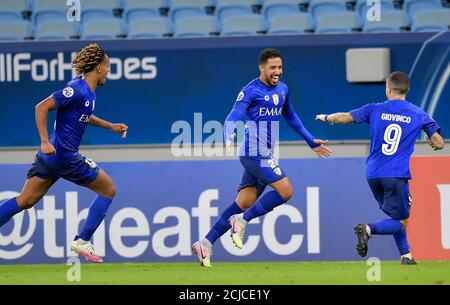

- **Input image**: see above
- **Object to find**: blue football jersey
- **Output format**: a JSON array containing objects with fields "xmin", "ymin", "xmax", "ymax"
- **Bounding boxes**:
[
  {"xmin": 233, "ymin": 78, "xmax": 290, "ymax": 157},
  {"xmin": 38, "ymin": 76, "xmax": 96, "ymax": 162},
  {"xmin": 350, "ymin": 99, "xmax": 441, "ymax": 179}
]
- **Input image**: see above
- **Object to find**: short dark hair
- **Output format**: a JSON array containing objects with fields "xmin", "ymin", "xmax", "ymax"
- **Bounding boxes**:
[
  {"xmin": 258, "ymin": 48, "xmax": 282, "ymax": 65},
  {"xmin": 387, "ymin": 71, "xmax": 410, "ymax": 95}
]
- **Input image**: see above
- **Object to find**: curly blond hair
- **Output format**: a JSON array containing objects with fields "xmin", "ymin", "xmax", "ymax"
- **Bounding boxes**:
[{"xmin": 72, "ymin": 43, "xmax": 106, "ymax": 75}]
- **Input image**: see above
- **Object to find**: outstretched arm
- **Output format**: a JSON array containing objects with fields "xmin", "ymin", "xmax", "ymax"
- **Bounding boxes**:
[
  {"xmin": 89, "ymin": 115, "xmax": 128, "ymax": 139},
  {"xmin": 315, "ymin": 113, "xmax": 355, "ymax": 125},
  {"xmin": 283, "ymin": 100, "xmax": 331, "ymax": 157},
  {"xmin": 35, "ymin": 96, "xmax": 57, "ymax": 155}
]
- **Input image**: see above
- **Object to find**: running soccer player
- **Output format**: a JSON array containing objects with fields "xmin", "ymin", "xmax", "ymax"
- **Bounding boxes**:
[
  {"xmin": 315, "ymin": 71, "xmax": 444, "ymax": 265},
  {"xmin": 0, "ymin": 43, "xmax": 128, "ymax": 263},
  {"xmin": 192, "ymin": 48, "xmax": 331, "ymax": 267}
]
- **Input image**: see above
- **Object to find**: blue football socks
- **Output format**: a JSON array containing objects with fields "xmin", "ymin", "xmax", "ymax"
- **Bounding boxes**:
[
  {"xmin": 368, "ymin": 219, "xmax": 403, "ymax": 235},
  {"xmin": 0, "ymin": 197, "xmax": 21, "ymax": 227},
  {"xmin": 243, "ymin": 190, "xmax": 285, "ymax": 222},
  {"xmin": 205, "ymin": 201, "xmax": 243, "ymax": 245},
  {"xmin": 77, "ymin": 195, "xmax": 112, "ymax": 241}
]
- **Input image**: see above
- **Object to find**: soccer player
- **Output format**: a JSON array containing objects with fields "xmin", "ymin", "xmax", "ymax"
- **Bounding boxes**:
[
  {"xmin": 315, "ymin": 71, "xmax": 444, "ymax": 265},
  {"xmin": 192, "ymin": 48, "xmax": 331, "ymax": 267},
  {"xmin": 0, "ymin": 43, "xmax": 128, "ymax": 263}
]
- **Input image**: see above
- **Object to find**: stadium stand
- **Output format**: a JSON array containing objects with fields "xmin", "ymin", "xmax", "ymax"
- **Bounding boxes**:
[{"xmin": 0, "ymin": 0, "xmax": 447, "ymax": 41}]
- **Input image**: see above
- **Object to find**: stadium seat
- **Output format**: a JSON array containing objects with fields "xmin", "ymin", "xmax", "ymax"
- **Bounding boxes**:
[
  {"xmin": 34, "ymin": 19, "xmax": 78, "ymax": 40},
  {"xmin": 0, "ymin": 20, "xmax": 30, "ymax": 41},
  {"xmin": 127, "ymin": 17, "xmax": 170, "ymax": 38},
  {"xmin": 167, "ymin": 0, "xmax": 210, "ymax": 8},
  {"xmin": 403, "ymin": 0, "xmax": 443, "ymax": 17},
  {"xmin": 355, "ymin": 0, "xmax": 395, "ymax": 14},
  {"xmin": 0, "ymin": 12, "xmax": 25, "ymax": 22},
  {"xmin": 33, "ymin": 0, "xmax": 69, "ymax": 24},
  {"xmin": 315, "ymin": 11, "xmax": 359, "ymax": 33},
  {"xmin": 169, "ymin": 6, "xmax": 207, "ymax": 26},
  {"xmin": 411, "ymin": 8, "xmax": 450, "ymax": 32},
  {"xmin": 215, "ymin": 0, "xmax": 258, "ymax": 6},
  {"xmin": 123, "ymin": 0, "xmax": 166, "ymax": 10},
  {"xmin": 81, "ymin": 18, "xmax": 123, "ymax": 40},
  {"xmin": 221, "ymin": 14, "xmax": 263, "ymax": 35},
  {"xmin": 268, "ymin": 14, "xmax": 310, "ymax": 34},
  {"xmin": 308, "ymin": 0, "xmax": 349, "ymax": 28},
  {"xmin": 80, "ymin": 0, "xmax": 119, "ymax": 11},
  {"xmin": 0, "ymin": 0, "xmax": 29, "ymax": 14},
  {"xmin": 362, "ymin": 9, "xmax": 408, "ymax": 32},
  {"xmin": 122, "ymin": 0, "xmax": 164, "ymax": 23},
  {"xmin": 81, "ymin": 10, "xmax": 116, "ymax": 23},
  {"xmin": 125, "ymin": 8, "xmax": 161, "ymax": 24},
  {"xmin": 215, "ymin": 3, "xmax": 254, "ymax": 22},
  {"xmin": 260, "ymin": 0, "xmax": 310, "ymax": 4},
  {"xmin": 262, "ymin": 1, "xmax": 301, "ymax": 21},
  {"xmin": 173, "ymin": 15, "xmax": 216, "ymax": 37}
]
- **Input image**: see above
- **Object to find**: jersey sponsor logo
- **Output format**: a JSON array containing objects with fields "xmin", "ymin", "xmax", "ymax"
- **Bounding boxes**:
[
  {"xmin": 236, "ymin": 91, "xmax": 244, "ymax": 102},
  {"xmin": 79, "ymin": 114, "xmax": 90, "ymax": 123},
  {"xmin": 259, "ymin": 107, "xmax": 282, "ymax": 116},
  {"xmin": 381, "ymin": 113, "xmax": 412, "ymax": 123},
  {"xmin": 62, "ymin": 87, "xmax": 74, "ymax": 98},
  {"xmin": 272, "ymin": 94, "xmax": 279, "ymax": 106}
]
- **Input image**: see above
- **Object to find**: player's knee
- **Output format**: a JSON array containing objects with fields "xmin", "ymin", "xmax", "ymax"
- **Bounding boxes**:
[
  {"xmin": 279, "ymin": 186, "xmax": 293, "ymax": 202},
  {"xmin": 104, "ymin": 183, "xmax": 117, "ymax": 199}
]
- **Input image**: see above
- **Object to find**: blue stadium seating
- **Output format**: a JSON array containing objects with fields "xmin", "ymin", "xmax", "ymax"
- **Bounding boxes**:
[
  {"xmin": 215, "ymin": 3, "xmax": 254, "ymax": 23},
  {"xmin": 362, "ymin": 10, "xmax": 408, "ymax": 32},
  {"xmin": 127, "ymin": 17, "xmax": 170, "ymax": 38},
  {"xmin": 122, "ymin": 0, "xmax": 164, "ymax": 24},
  {"xmin": 221, "ymin": 14, "xmax": 263, "ymax": 35},
  {"xmin": 32, "ymin": 0, "xmax": 69, "ymax": 24},
  {"xmin": 0, "ymin": 20, "xmax": 30, "ymax": 41},
  {"xmin": 123, "ymin": 0, "xmax": 166, "ymax": 11},
  {"xmin": 0, "ymin": 12, "xmax": 25, "ymax": 22},
  {"xmin": 167, "ymin": 0, "xmax": 210, "ymax": 8},
  {"xmin": 403, "ymin": 0, "xmax": 443, "ymax": 18},
  {"xmin": 411, "ymin": 8, "xmax": 450, "ymax": 32},
  {"xmin": 315, "ymin": 12, "xmax": 359, "ymax": 33},
  {"xmin": 81, "ymin": 10, "xmax": 116, "ymax": 23},
  {"xmin": 173, "ymin": 15, "xmax": 216, "ymax": 37},
  {"xmin": 34, "ymin": 19, "xmax": 78, "ymax": 40},
  {"xmin": 80, "ymin": 0, "xmax": 119, "ymax": 11},
  {"xmin": 0, "ymin": 0, "xmax": 447, "ymax": 41},
  {"xmin": 81, "ymin": 18, "xmax": 123, "ymax": 40},
  {"xmin": 0, "ymin": 0, "xmax": 30, "ymax": 14},
  {"xmin": 263, "ymin": 1, "xmax": 300, "ymax": 21},
  {"xmin": 169, "ymin": 5, "xmax": 207, "ymax": 26},
  {"xmin": 268, "ymin": 13, "xmax": 310, "ymax": 34}
]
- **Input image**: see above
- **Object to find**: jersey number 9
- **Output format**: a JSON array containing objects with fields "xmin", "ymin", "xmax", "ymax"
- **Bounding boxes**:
[{"xmin": 382, "ymin": 123, "xmax": 402, "ymax": 156}]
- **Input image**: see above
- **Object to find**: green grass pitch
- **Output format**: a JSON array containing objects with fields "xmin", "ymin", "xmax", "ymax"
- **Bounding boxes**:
[{"xmin": 0, "ymin": 261, "xmax": 449, "ymax": 285}]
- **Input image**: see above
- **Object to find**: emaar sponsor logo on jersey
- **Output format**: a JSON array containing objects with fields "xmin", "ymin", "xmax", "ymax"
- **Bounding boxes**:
[
  {"xmin": 0, "ymin": 188, "xmax": 320, "ymax": 262},
  {"xmin": 0, "ymin": 52, "xmax": 158, "ymax": 82}
]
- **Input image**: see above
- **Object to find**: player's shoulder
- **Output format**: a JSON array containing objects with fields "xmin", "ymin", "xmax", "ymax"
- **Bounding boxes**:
[
  {"xmin": 277, "ymin": 81, "xmax": 289, "ymax": 91},
  {"xmin": 63, "ymin": 77, "xmax": 89, "ymax": 98},
  {"xmin": 403, "ymin": 100, "xmax": 425, "ymax": 114},
  {"xmin": 241, "ymin": 78, "xmax": 260, "ymax": 92}
]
